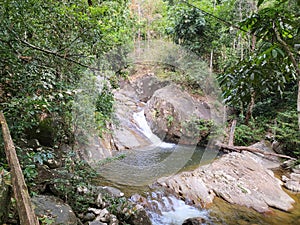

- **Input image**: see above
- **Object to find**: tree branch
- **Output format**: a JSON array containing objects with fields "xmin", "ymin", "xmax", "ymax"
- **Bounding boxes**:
[
  {"xmin": 19, "ymin": 39, "xmax": 100, "ymax": 70},
  {"xmin": 216, "ymin": 141, "xmax": 296, "ymax": 160}
]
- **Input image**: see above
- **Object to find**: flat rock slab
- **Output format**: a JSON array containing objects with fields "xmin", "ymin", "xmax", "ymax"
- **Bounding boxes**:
[{"xmin": 157, "ymin": 152, "xmax": 295, "ymax": 213}]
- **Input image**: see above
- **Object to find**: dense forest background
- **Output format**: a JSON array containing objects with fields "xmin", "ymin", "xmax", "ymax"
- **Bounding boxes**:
[{"xmin": 0, "ymin": 0, "xmax": 299, "ymax": 223}]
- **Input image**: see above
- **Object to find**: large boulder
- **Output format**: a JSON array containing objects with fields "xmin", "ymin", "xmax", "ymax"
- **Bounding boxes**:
[
  {"xmin": 32, "ymin": 195, "xmax": 78, "ymax": 225},
  {"xmin": 127, "ymin": 73, "xmax": 170, "ymax": 102},
  {"xmin": 157, "ymin": 151, "xmax": 295, "ymax": 213},
  {"xmin": 145, "ymin": 84, "xmax": 211, "ymax": 145},
  {"xmin": 110, "ymin": 90, "xmax": 151, "ymax": 150}
]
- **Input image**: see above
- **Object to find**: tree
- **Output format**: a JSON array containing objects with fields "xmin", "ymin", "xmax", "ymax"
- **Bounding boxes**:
[
  {"xmin": 219, "ymin": 0, "xmax": 300, "ymax": 128},
  {"xmin": 0, "ymin": 0, "xmax": 134, "ymax": 142}
]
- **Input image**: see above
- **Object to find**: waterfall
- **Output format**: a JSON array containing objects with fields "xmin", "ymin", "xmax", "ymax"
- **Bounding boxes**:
[
  {"xmin": 133, "ymin": 109, "xmax": 175, "ymax": 149},
  {"xmin": 131, "ymin": 192, "xmax": 209, "ymax": 225}
]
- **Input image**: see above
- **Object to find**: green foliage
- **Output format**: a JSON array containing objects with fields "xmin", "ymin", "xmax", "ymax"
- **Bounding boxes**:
[
  {"xmin": 234, "ymin": 120, "xmax": 265, "ymax": 146},
  {"xmin": 51, "ymin": 153, "xmax": 97, "ymax": 213},
  {"xmin": 0, "ymin": 0, "xmax": 134, "ymax": 142},
  {"xmin": 271, "ymin": 110, "xmax": 300, "ymax": 157},
  {"xmin": 0, "ymin": 167, "xmax": 11, "ymax": 186},
  {"xmin": 38, "ymin": 215, "xmax": 54, "ymax": 225},
  {"xmin": 167, "ymin": 6, "xmax": 206, "ymax": 48},
  {"xmin": 17, "ymin": 149, "xmax": 39, "ymax": 189},
  {"xmin": 182, "ymin": 117, "xmax": 214, "ymax": 139},
  {"xmin": 105, "ymin": 195, "xmax": 136, "ymax": 225},
  {"xmin": 167, "ymin": 115, "xmax": 174, "ymax": 127},
  {"xmin": 95, "ymin": 85, "xmax": 115, "ymax": 120},
  {"xmin": 219, "ymin": 0, "xmax": 299, "ymax": 110}
]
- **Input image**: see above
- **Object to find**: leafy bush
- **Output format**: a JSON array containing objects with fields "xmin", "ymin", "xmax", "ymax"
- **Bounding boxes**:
[
  {"xmin": 271, "ymin": 110, "xmax": 300, "ymax": 158},
  {"xmin": 234, "ymin": 120, "xmax": 265, "ymax": 146},
  {"xmin": 51, "ymin": 153, "xmax": 97, "ymax": 213}
]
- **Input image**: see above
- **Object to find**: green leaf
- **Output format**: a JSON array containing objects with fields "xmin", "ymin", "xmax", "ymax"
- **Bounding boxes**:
[
  {"xmin": 272, "ymin": 49, "xmax": 278, "ymax": 58},
  {"xmin": 257, "ymin": 0, "xmax": 265, "ymax": 8}
]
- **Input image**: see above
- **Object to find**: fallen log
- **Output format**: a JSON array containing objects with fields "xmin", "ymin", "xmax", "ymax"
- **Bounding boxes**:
[
  {"xmin": 0, "ymin": 112, "xmax": 39, "ymax": 225},
  {"xmin": 216, "ymin": 141, "xmax": 296, "ymax": 161}
]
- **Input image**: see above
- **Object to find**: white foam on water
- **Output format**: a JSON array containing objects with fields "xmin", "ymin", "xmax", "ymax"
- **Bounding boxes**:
[
  {"xmin": 133, "ymin": 109, "xmax": 175, "ymax": 149},
  {"xmin": 147, "ymin": 194, "xmax": 208, "ymax": 225}
]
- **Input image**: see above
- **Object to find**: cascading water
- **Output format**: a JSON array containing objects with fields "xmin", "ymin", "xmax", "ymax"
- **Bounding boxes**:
[
  {"xmin": 133, "ymin": 109, "xmax": 175, "ymax": 149},
  {"xmin": 131, "ymin": 109, "xmax": 210, "ymax": 225},
  {"xmin": 137, "ymin": 192, "xmax": 210, "ymax": 225}
]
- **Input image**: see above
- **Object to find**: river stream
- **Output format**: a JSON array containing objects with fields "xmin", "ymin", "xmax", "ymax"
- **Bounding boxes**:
[{"xmin": 95, "ymin": 110, "xmax": 300, "ymax": 225}]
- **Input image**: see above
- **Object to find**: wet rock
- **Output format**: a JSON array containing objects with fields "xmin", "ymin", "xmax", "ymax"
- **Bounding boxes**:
[
  {"xmin": 182, "ymin": 217, "xmax": 206, "ymax": 225},
  {"xmin": 145, "ymin": 84, "xmax": 212, "ymax": 145},
  {"xmin": 130, "ymin": 194, "xmax": 149, "ymax": 208},
  {"xmin": 100, "ymin": 90, "xmax": 151, "ymax": 151},
  {"xmin": 157, "ymin": 152, "xmax": 295, "ymax": 213},
  {"xmin": 32, "ymin": 195, "xmax": 78, "ymax": 225},
  {"xmin": 126, "ymin": 204, "xmax": 152, "ymax": 225},
  {"xmin": 282, "ymin": 171, "xmax": 300, "ymax": 192}
]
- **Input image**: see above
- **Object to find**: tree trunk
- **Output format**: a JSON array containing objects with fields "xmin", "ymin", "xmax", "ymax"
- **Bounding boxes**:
[
  {"xmin": 298, "ymin": 80, "xmax": 300, "ymax": 130},
  {"xmin": 216, "ymin": 142, "xmax": 296, "ymax": 160},
  {"xmin": 245, "ymin": 91, "xmax": 255, "ymax": 124},
  {"xmin": 0, "ymin": 112, "xmax": 39, "ymax": 225},
  {"xmin": 228, "ymin": 119, "xmax": 237, "ymax": 146}
]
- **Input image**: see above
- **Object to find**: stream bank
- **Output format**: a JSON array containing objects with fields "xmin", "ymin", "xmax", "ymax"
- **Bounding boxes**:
[{"xmin": 90, "ymin": 70, "xmax": 300, "ymax": 225}]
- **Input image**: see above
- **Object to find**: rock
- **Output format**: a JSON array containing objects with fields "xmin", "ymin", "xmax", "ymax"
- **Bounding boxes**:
[
  {"xmin": 281, "ymin": 159, "xmax": 296, "ymax": 169},
  {"xmin": 282, "ymin": 170, "xmax": 300, "ymax": 192},
  {"xmin": 109, "ymin": 214, "xmax": 119, "ymax": 225},
  {"xmin": 88, "ymin": 221, "xmax": 107, "ymax": 225},
  {"xmin": 0, "ymin": 169, "xmax": 11, "ymax": 224},
  {"xmin": 157, "ymin": 152, "xmax": 295, "ymax": 213},
  {"xmin": 248, "ymin": 140, "xmax": 281, "ymax": 169},
  {"xmin": 32, "ymin": 195, "xmax": 78, "ymax": 225},
  {"xmin": 126, "ymin": 204, "xmax": 152, "ymax": 225},
  {"xmin": 32, "ymin": 164, "xmax": 54, "ymax": 193},
  {"xmin": 88, "ymin": 208, "xmax": 102, "ymax": 215},
  {"xmin": 95, "ymin": 208, "xmax": 110, "ymax": 223},
  {"xmin": 96, "ymin": 193, "xmax": 104, "ymax": 208},
  {"xmin": 83, "ymin": 212, "xmax": 96, "ymax": 222},
  {"xmin": 145, "ymin": 84, "xmax": 212, "ymax": 145},
  {"xmin": 77, "ymin": 185, "xmax": 89, "ymax": 194},
  {"xmin": 182, "ymin": 217, "xmax": 206, "ymax": 225},
  {"xmin": 44, "ymin": 158, "xmax": 61, "ymax": 169},
  {"xmin": 129, "ymin": 74, "xmax": 170, "ymax": 102},
  {"xmin": 97, "ymin": 186, "xmax": 124, "ymax": 198},
  {"xmin": 110, "ymin": 90, "xmax": 151, "ymax": 150},
  {"xmin": 74, "ymin": 133, "xmax": 113, "ymax": 165}
]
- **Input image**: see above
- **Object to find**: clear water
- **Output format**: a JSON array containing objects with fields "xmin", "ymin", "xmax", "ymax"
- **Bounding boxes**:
[{"xmin": 94, "ymin": 109, "xmax": 300, "ymax": 225}]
